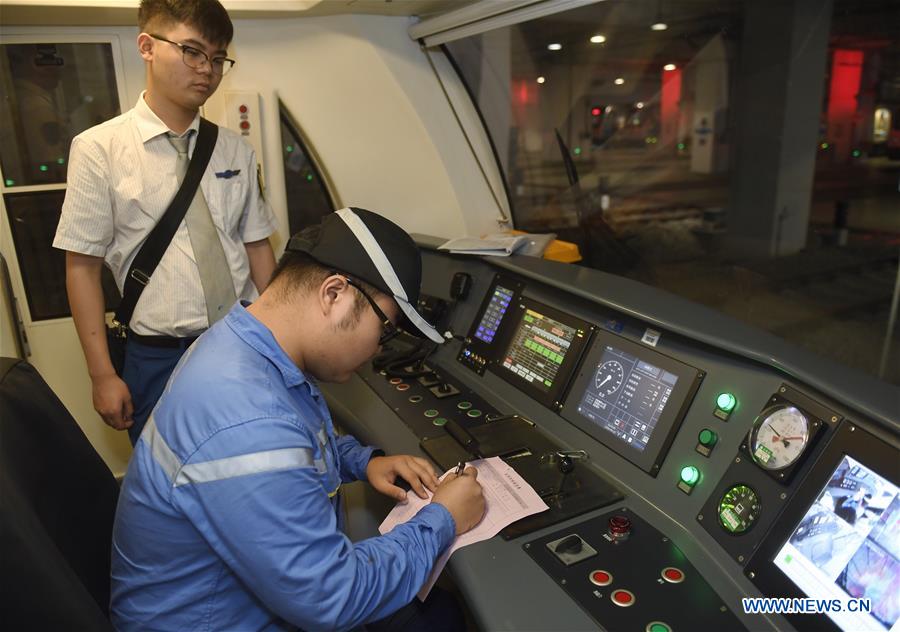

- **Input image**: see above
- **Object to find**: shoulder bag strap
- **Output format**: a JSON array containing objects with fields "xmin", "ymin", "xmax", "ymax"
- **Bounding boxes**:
[{"xmin": 113, "ymin": 117, "xmax": 219, "ymax": 330}]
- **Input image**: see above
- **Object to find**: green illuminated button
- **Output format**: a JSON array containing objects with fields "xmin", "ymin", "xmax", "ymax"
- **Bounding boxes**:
[
  {"xmin": 698, "ymin": 429, "xmax": 718, "ymax": 447},
  {"xmin": 457, "ymin": 401, "xmax": 472, "ymax": 410},
  {"xmin": 680, "ymin": 465, "xmax": 700, "ymax": 486},
  {"xmin": 432, "ymin": 417, "xmax": 448, "ymax": 427},
  {"xmin": 716, "ymin": 392, "xmax": 736, "ymax": 412},
  {"xmin": 424, "ymin": 409, "xmax": 439, "ymax": 418},
  {"xmin": 466, "ymin": 409, "xmax": 482, "ymax": 418},
  {"xmin": 646, "ymin": 623, "xmax": 671, "ymax": 632}
]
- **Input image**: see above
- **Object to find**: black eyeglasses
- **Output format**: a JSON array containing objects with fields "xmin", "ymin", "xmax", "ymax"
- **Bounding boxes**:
[
  {"xmin": 342, "ymin": 276, "xmax": 400, "ymax": 345},
  {"xmin": 149, "ymin": 34, "xmax": 235, "ymax": 76}
]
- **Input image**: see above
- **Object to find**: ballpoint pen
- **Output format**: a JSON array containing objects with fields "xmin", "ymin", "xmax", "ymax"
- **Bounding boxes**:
[{"xmin": 455, "ymin": 461, "xmax": 465, "ymax": 476}]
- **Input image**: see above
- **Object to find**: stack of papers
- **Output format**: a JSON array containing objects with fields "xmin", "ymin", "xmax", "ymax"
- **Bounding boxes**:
[
  {"xmin": 378, "ymin": 457, "xmax": 548, "ymax": 600},
  {"xmin": 437, "ymin": 234, "xmax": 529, "ymax": 257}
]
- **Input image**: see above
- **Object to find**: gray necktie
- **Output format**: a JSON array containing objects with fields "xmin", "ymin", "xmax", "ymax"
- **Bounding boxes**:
[{"xmin": 167, "ymin": 132, "xmax": 236, "ymax": 326}]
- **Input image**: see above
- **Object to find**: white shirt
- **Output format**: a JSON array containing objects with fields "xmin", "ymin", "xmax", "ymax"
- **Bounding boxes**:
[{"xmin": 54, "ymin": 93, "xmax": 276, "ymax": 336}]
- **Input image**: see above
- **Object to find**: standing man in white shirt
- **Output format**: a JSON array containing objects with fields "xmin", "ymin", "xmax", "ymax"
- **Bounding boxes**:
[{"xmin": 53, "ymin": 0, "xmax": 276, "ymax": 445}]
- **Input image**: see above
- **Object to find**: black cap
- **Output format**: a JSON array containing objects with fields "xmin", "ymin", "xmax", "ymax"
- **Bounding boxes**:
[{"xmin": 285, "ymin": 208, "xmax": 443, "ymax": 343}]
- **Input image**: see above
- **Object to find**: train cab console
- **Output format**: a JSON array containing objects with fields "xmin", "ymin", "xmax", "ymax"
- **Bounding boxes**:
[{"xmin": 321, "ymin": 236, "xmax": 899, "ymax": 632}]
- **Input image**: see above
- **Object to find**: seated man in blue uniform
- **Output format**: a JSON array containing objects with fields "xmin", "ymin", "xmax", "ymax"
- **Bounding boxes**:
[{"xmin": 111, "ymin": 207, "xmax": 486, "ymax": 630}]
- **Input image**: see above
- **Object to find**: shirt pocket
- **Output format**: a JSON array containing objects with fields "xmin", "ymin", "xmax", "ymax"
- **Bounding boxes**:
[{"xmin": 204, "ymin": 175, "xmax": 246, "ymax": 236}]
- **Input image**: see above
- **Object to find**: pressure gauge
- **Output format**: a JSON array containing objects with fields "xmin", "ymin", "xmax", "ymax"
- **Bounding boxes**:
[
  {"xmin": 750, "ymin": 405, "xmax": 810, "ymax": 471},
  {"xmin": 594, "ymin": 360, "xmax": 624, "ymax": 397}
]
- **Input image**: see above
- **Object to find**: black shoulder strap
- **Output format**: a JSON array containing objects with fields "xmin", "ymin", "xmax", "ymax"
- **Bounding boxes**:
[{"xmin": 114, "ymin": 118, "xmax": 219, "ymax": 329}]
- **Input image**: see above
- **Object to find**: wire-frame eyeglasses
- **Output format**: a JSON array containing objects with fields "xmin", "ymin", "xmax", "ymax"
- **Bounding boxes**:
[{"xmin": 149, "ymin": 34, "xmax": 235, "ymax": 76}]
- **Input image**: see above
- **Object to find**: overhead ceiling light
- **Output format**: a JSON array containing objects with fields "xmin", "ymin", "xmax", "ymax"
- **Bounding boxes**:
[
  {"xmin": 664, "ymin": 63, "xmax": 677, "ymax": 71},
  {"xmin": 651, "ymin": 22, "xmax": 668, "ymax": 31},
  {"xmin": 590, "ymin": 35, "xmax": 606, "ymax": 44},
  {"xmin": 614, "ymin": 77, "xmax": 625, "ymax": 85},
  {"xmin": 636, "ymin": 102, "xmax": 644, "ymax": 109},
  {"xmin": 537, "ymin": 76, "xmax": 546, "ymax": 84},
  {"xmin": 548, "ymin": 43, "xmax": 562, "ymax": 51}
]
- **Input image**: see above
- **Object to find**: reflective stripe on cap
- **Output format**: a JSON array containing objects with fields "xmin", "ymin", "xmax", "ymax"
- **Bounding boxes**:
[{"xmin": 335, "ymin": 208, "xmax": 443, "ymax": 343}]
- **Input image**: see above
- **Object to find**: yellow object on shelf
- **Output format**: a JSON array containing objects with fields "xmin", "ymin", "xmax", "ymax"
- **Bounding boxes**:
[{"xmin": 507, "ymin": 230, "xmax": 582, "ymax": 263}]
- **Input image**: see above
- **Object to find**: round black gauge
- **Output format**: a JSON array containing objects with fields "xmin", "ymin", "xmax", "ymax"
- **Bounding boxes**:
[
  {"xmin": 749, "ymin": 405, "xmax": 810, "ymax": 471},
  {"xmin": 594, "ymin": 360, "xmax": 624, "ymax": 397},
  {"xmin": 718, "ymin": 484, "xmax": 761, "ymax": 534}
]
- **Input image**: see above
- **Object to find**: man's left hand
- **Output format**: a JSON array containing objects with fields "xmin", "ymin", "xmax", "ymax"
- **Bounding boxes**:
[{"xmin": 367, "ymin": 455, "xmax": 439, "ymax": 501}]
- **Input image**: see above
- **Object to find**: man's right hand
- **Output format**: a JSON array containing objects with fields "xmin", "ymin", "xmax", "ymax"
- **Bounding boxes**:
[
  {"xmin": 431, "ymin": 467, "xmax": 486, "ymax": 535},
  {"xmin": 92, "ymin": 373, "xmax": 134, "ymax": 430}
]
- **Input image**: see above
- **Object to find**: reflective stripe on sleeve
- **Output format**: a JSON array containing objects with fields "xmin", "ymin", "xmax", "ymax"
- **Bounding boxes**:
[{"xmin": 142, "ymin": 417, "xmax": 319, "ymax": 487}]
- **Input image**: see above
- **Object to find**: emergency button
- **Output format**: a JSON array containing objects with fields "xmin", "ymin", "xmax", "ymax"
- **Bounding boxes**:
[
  {"xmin": 611, "ymin": 589, "xmax": 635, "ymax": 607},
  {"xmin": 661, "ymin": 567, "xmax": 685, "ymax": 583},
  {"xmin": 588, "ymin": 570, "xmax": 612, "ymax": 586}
]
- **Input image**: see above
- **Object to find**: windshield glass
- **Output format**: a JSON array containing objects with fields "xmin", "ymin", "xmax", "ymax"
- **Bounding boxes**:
[{"xmin": 445, "ymin": 0, "xmax": 900, "ymax": 386}]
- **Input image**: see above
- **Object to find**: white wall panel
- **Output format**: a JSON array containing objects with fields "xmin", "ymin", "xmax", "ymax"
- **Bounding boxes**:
[{"xmin": 205, "ymin": 15, "xmax": 501, "ymax": 251}]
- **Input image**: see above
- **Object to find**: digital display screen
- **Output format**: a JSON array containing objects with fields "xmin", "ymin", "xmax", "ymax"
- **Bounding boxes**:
[
  {"xmin": 573, "ymin": 345, "xmax": 679, "ymax": 453},
  {"xmin": 474, "ymin": 285, "xmax": 514, "ymax": 344},
  {"xmin": 774, "ymin": 455, "xmax": 900, "ymax": 631},
  {"xmin": 499, "ymin": 307, "xmax": 580, "ymax": 395}
]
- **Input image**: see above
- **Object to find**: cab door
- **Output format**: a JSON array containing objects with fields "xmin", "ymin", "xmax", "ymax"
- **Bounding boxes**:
[{"xmin": 0, "ymin": 33, "xmax": 139, "ymax": 475}]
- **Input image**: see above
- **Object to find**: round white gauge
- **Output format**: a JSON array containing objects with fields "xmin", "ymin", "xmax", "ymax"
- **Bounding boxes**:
[
  {"xmin": 594, "ymin": 361, "xmax": 624, "ymax": 397},
  {"xmin": 750, "ymin": 406, "xmax": 810, "ymax": 470}
]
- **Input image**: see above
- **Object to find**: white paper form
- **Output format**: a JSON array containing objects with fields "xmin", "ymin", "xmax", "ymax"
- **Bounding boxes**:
[{"xmin": 378, "ymin": 456, "xmax": 549, "ymax": 600}]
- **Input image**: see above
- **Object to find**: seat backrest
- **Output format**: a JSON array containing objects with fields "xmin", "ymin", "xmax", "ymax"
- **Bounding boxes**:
[{"xmin": 0, "ymin": 358, "xmax": 118, "ymax": 631}]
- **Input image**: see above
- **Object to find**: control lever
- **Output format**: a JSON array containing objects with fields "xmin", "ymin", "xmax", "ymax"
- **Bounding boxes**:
[
  {"xmin": 445, "ymin": 419, "xmax": 483, "ymax": 459},
  {"xmin": 540, "ymin": 450, "xmax": 589, "ymax": 500}
]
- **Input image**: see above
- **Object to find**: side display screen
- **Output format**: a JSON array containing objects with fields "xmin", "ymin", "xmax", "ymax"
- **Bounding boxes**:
[
  {"xmin": 773, "ymin": 455, "xmax": 899, "ymax": 631},
  {"xmin": 459, "ymin": 275, "xmax": 525, "ymax": 376},
  {"xmin": 560, "ymin": 329, "xmax": 703, "ymax": 476},
  {"xmin": 473, "ymin": 285, "xmax": 515, "ymax": 344},
  {"xmin": 573, "ymin": 345, "xmax": 679, "ymax": 453},
  {"xmin": 488, "ymin": 298, "xmax": 593, "ymax": 409}
]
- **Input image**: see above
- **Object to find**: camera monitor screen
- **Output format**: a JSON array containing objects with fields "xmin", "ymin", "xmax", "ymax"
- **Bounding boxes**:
[
  {"xmin": 773, "ymin": 455, "xmax": 899, "ymax": 631},
  {"xmin": 560, "ymin": 329, "xmax": 703, "ymax": 476},
  {"xmin": 489, "ymin": 298, "xmax": 592, "ymax": 409}
]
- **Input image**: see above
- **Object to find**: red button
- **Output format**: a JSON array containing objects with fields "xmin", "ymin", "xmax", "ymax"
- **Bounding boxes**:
[
  {"xmin": 240, "ymin": 121, "xmax": 250, "ymax": 130},
  {"xmin": 611, "ymin": 589, "xmax": 635, "ymax": 607},
  {"xmin": 239, "ymin": 104, "xmax": 248, "ymax": 113},
  {"xmin": 662, "ymin": 567, "xmax": 684, "ymax": 583},
  {"xmin": 589, "ymin": 570, "xmax": 612, "ymax": 586},
  {"xmin": 608, "ymin": 514, "xmax": 632, "ymax": 540}
]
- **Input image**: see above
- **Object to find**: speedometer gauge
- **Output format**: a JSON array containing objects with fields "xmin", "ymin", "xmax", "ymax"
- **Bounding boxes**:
[{"xmin": 750, "ymin": 406, "xmax": 810, "ymax": 470}]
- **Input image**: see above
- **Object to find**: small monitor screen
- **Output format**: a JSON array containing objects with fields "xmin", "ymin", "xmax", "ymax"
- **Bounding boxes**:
[
  {"xmin": 473, "ymin": 285, "xmax": 515, "ymax": 344},
  {"xmin": 774, "ymin": 455, "xmax": 900, "ymax": 631},
  {"xmin": 573, "ymin": 344, "xmax": 679, "ymax": 453},
  {"xmin": 500, "ymin": 307, "xmax": 580, "ymax": 395},
  {"xmin": 560, "ymin": 329, "xmax": 702, "ymax": 476}
]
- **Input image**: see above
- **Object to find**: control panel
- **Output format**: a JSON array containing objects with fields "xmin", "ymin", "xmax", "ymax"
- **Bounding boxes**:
[{"xmin": 324, "ymin": 240, "xmax": 899, "ymax": 632}]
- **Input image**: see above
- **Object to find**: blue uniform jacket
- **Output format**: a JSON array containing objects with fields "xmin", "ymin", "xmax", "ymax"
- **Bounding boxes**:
[{"xmin": 110, "ymin": 303, "xmax": 455, "ymax": 631}]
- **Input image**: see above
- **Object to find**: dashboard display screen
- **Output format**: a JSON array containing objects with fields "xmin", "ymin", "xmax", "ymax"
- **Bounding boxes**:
[
  {"xmin": 573, "ymin": 344, "xmax": 679, "ymax": 453},
  {"xmin": 487, "ymin": 297, "xmax": 592, "ymax": 409},
  {"xmin": 774, "ymin": 455, "xmax": 900, "ymax": 631},
  {"xmin": 560, "ymin": 329, "xmax": 702, "ymax": 476},
  {"xmin": 500, "ymin": 308, "xmax": 579, "ymax": 395}
]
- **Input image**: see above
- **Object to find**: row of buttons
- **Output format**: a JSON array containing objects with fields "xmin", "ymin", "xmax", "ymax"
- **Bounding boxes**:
[{"xmin": 588, "ymin": 566, "xmax": 684, "ymax": 591}]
